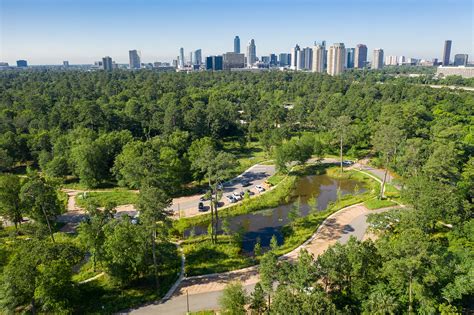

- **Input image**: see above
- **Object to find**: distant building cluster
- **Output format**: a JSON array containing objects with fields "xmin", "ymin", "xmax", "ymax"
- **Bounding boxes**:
[{"xmin": 1, "ymin": 39, "xmax": 471, "ymax": 78}]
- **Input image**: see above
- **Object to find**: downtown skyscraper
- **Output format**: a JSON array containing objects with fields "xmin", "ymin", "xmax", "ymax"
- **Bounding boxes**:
[
  {"xmin": 129, "ymin": 50, "xmax": 140, "ymax": 69},
  {"xmin": 102, "ymin": 56, "xmax": 113, "ymax": 71},
  {"xmin": 192, "ymin": 49, "xmax": 202, "ymax": 65},
  {"xmin": 327, "ymin": 43, "xmax": 345, "ymax": 75},
  {"xmin": 312, "ymin": 44, "xmax": 325, "ymax": 73},
  {"xmin": 234, "ymin": 36, "xmax": 240, "ymax": 54},
  {"xmin": 291, "ymin": 44, "xmax": 300, "ymax": 70},
  {"xmin": 179, "ymin": 47, "xmax": 185, "ymax": 68},
  {"xmin": 443, "ymin": 40, "xmax": 452, "ymax": 66},
  {"xmin": 354, "ymin": 44, "xmax": 368, "ymax": 68},
  {"xmin": 372, "ymin": 48, "xmax": 384, "ymax": 69},
  {"xmin": 247, "ymin": 39, "xmax": 257, "ymax": 66},
  {"xmin": 345, "ymin": 48, "xmax": 355, "ymax": 69}
]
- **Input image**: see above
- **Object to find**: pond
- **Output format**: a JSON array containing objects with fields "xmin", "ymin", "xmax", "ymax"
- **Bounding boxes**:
[{"xmin": 184, "ymin": 174, "xmax": 366, "ymax": 253}]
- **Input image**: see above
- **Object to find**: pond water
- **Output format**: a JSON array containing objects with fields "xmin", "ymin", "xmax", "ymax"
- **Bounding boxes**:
[{"xmin": 185, "ymin": 174, "xmax": 366, "ymax": 253}]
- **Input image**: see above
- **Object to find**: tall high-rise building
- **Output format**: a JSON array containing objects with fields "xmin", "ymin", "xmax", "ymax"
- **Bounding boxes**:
[
  {"xmin": 193, "ymin": 49, "xmax": 202, "ymax": 65},
  {"xmin": 269, "ymin": 54, "xmax": 278, "ymax": 66},
  {"xmin": 385, "ymin": 55, "xmax": 398, "ymax": 66},
  {"xmin": 179, "ymin": 48, "xmax": 185, "ymax": 68},
  {"xmin": 354, "ymin": 44, "xmax": 368, "ymax": 68},
  {"xmin": 296, "ymin": 49, "xmax": 305, "ymax": 70},
  {"xmin": 234, "ymin": 36, "xmax": 240, "ymax": 54},
  {"xmin": 454, "ymin": 54, "xmax": 468, "ymax": 66},
  {"xmin": 312, "ymin": 44, "xmax": 325, "ymax": 73},
  {"xmin": 327, "ymin": 43, "xmax": 345, "ymax": 75},
  {"xmin": 102, "ymin": 56, "xmax": 113, "ymax": 71},
  {"xmin": 372, "ymin": 49, "xmax": 384, "ymax": 69},
  {"xmin": 223, "ymin": 52, "xmax": 245, "ymax": 69},
  {"xmin": 291, "ymin": 44, "xmax": 300, "ymax": 70},
  {"xmin": 206, "ymin": 56, "xmax": 223, "ymax": 71},
  {"xmin": 16, "ymin": 60, "xmax": 28, "ymax": 67},
  {"xmin": 261, "ymin": 56, "xmax": 270, "ymax": 64},
  {"xmin": 129, "ymin": 50, "xmax": 141, "ymax": 69},
  {"xmin": 246, "ymin": 39, "xmax": 257, "ymax": 66},
  {"xmin": 345, "ymin": 48, "xmax": 355, "ymax": 69},
  {"xmin": 63, "ymin": 61, "xmax": 69, "ymax": 68},
  {"xmin": 279, "ymin": 53, "xmax": 290, "ymax": 67},
  {"xmin": 303, "ymin": 47, "xmax": 313, "ymax": 70},
  {"xmin": 443, "ymin": 40, "xmax": 452, "ymax": 66}
]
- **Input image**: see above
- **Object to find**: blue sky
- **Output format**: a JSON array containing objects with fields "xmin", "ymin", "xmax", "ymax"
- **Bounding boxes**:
[{"xmin": 1, "ymin": 0, "xmax": 473, "ymax": 64}]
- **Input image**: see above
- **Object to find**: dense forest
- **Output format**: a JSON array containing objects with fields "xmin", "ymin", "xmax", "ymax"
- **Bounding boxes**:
[{"xmin": 0, "ymin": 69, "xmax": 472, "ymax": 313}]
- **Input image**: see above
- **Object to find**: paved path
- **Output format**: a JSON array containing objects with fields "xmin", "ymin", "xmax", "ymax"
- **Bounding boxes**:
[
  {"xmin": 172, "ymin": 163, "xmax": 276, "ymax": 218},
  {"xmin": 129, "ymin": 202, "xmax": 398, "ymax": 315},
  {"xmin": 56, "ymin": 164, "xmax": 276, "ymax": 232},
  {"xmin": 128, "ymin": 163, "xmax": 400, "ymax": 315}
]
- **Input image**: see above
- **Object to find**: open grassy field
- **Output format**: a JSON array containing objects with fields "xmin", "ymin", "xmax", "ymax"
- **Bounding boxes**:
[{"xmin": 75, "ymin": 189, "xmax": 139, "ymax": 208}]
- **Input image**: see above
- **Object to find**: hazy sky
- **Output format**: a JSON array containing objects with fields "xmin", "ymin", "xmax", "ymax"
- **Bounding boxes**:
[{"xmin": 1, "ymin": 0, "xmax": 473, "ymax": 65}]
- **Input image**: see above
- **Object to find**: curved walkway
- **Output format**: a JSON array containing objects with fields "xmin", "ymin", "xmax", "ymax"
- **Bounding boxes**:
[
  {"xmin": 129, "ymin": 202, "xmax": 399, "ymax": 314},
  {"xmin": 128, "ymin": 163, "xmax": 402, "ymax": 314}
]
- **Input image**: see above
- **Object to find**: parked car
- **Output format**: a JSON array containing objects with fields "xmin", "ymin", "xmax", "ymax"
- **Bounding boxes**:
[
  {"xmin": 342, "ymin": 160, "xmax": 354, "ymax": 166},
  {"xmin": 226, "ymin": 195, "xmax": 236, "ymax": 203},
  {"xmin": 217, "ymin": 183, "xmax": 224, "ymax": 190},
  {"xmin": 256, "ymin": 185, "xmax": 265, "ymax": 192},
  {"xmin": 232, "ymin": 191, "xmax": 242, "ymax": 200},
  {"xmin": 198, "ymin": 202, "xmax": 204, "ymax": 211},
  {"xmin": 241, "ymin": 180, "xmax": 251, "ymax": 187}
]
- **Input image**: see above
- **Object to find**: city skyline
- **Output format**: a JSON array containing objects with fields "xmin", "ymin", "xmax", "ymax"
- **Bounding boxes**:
[{"xmin": 1, "ymin": 0, "xmax": 473, "ymax": 65}]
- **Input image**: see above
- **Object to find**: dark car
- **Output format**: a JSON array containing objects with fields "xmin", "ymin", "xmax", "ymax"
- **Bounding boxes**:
[
  {"xmin": 241, "ymin": 180, "xmax": 251, "ymax": 187},
  {"xmin": 198, "ymin": 202, "xmax": 204, "ymax": 211}
]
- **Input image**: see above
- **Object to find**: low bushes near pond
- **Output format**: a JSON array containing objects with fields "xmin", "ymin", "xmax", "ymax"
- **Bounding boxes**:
[
  {"xmin": 172, "ymin": 163, "xmax": 332, "ymax": 237},
  {"xmin": 179, "ymin": 167, "xmax": 379, "ymax": 276},
  {"xmin": 73, "ymin": 241, "xmax": 180, "ymax": 313},
  {"xmin": 182, "ymin": 234, "xmax": 255, "ymax": 277}
]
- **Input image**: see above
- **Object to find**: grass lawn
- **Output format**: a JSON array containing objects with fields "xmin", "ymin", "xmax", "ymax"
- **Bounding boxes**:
[
  {"xmin": 173, "ymin": 163, "xmax": 373, "ymax": 237},
  {"xmin": 75, "ymin": 241, "xmax": 180, "ymax": 313},
  {"xmin": 75, "ymin": 189, "xmax": 138, "ymax": 208},
  {"xmin": 274, "ymin": 188, "xmax": 375, "ymax": 256},
  {"xmin": 364, "ymin": 198, "xmax": 398, "ymax": 210},
  {"xmin": 72, "ymin": 259, "xmax": 104, "ymax": 283},
  {"xmin": 180, "ymin": 167, "xmax": 379, "ymax": 276},
  {"xmin": 182, "ymin": 235, "xmax": 255, "ymax": 276},
  {"xmin": 266, "ymin": 172, "xmax": 286, "ymax": 186},
  {"xmin": 222, "ymin": 140, "xmax": 268, "ymax": 175},
  {"xmin": 62, "ymin": 178, "xmax": 119, "ymax": 190},
  {"xmin": 173, "ymin": 170, "xmax": 299, "ymax": 236}
]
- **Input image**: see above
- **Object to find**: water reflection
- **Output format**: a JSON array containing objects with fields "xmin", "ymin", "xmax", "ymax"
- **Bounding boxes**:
[{"xmin": 184, "ymin": 174, "xmax": 366, "ymax": 253}]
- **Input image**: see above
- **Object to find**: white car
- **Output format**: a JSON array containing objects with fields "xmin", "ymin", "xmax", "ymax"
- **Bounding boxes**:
[
  {"xmin": 232, "ymin": 191, "xmax": 242, "ymax": 200},
  {"xmin": 255, "ymin": 185, "xmax": 265, "ymax": 193},
  {"xmin": 226, "ymin": 195, "xmax": 236, "ymax": 203}
]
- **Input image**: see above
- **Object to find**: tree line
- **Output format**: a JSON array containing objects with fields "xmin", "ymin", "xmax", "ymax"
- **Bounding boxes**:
[{"xmin": 0, "ymin": 69, "xmax": 472, "ymax": 313}]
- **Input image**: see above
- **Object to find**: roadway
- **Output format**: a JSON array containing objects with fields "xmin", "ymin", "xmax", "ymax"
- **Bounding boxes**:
[
  {"xmin": 128, "ymin": 205, "xmax": 392, "ymax": 315},
  {"xmin": 171, "ymin": 164, "xmax": 276, "ymax": 217},
  {"xmin": 127, "ymin": 163, "xmax": 398, "ymax": 315}
]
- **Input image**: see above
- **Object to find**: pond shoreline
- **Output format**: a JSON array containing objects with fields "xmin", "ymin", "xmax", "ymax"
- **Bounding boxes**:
[{"xmin": 180, "ymin": 166, "xmax": 379, "ymax": 277}]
